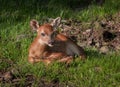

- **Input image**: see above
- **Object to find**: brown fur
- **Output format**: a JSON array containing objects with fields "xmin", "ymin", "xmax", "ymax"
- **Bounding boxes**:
[{"xmin": 28, "ymin": 19, "xmax": 86, "ymax": 65}]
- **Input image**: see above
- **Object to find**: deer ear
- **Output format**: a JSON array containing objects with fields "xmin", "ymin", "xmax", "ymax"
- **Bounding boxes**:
[
  {"xmin": 30, "ymin": 19, "xmax": 39, "ymax": 31},
  {"xmin": 51, "ymin": 17, "xmax": 61, "ymax": 29}
]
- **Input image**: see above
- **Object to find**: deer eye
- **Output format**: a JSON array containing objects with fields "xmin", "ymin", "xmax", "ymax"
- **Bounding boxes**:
[{"xmin": 41, "ymin": 33, "xmax": 45, "ymax": 36}]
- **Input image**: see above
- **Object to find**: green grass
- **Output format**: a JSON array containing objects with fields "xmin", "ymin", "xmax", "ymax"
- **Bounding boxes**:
[{"xmin": 0, "ymin": 0, "xmax": 120, "ymax": 86}]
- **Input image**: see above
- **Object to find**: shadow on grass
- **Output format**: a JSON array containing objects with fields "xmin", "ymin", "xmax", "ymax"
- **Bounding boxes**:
[
  {"xmin": 0, "ymin": 0, "xmax": 105, "ymax": 23},
  {"xmin": 0, "ymin": 0, "xmax": 104, "ymax": 11},
  {"xmin": 66, "ymin": 50, "xmax": 104, "ymax": 68},
  {"xmin": 86, "ymin": 50, "xmax": 104, "ymax": 59}
]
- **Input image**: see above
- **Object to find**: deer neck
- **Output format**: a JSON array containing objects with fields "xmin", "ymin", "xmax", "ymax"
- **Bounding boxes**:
[{"xmin": 34, "ymin": 37, "xmax": 47, "ymax": 52}]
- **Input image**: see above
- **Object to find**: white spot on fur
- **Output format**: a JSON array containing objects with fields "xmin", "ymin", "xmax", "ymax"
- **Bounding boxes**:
[{"xmin": 38, "ymin": 39, "xmax": 45, "ymax": 45}]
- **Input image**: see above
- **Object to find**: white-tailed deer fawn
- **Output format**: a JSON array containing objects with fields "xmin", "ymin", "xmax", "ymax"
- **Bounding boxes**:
[{"xmin": 28, "ymin": 17, "xmax": 86, "ymax": 64}]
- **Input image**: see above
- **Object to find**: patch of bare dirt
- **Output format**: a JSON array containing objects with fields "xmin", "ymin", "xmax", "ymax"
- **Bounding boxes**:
[
  {"xmin": 48, "ymin": 12, "xmax": 120, "ymax": 54},
  {"xmin": 0, "ymin": 70, "xmax": 65, "ymax": 87}
]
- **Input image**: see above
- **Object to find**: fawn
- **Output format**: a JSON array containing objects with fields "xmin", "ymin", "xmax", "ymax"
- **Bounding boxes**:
[{"xmin": 28, "ymin": 17, "xmax": 86, "ymax": 64}]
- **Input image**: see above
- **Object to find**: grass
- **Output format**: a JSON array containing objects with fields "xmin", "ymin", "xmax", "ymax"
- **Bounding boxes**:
[{"xmin": 0, "ymin": 0, "xmax": 120, "ymax": 86}]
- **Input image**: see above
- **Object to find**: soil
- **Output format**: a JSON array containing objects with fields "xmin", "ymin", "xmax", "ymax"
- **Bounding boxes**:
[
  {"xmin": 53, "ymin": 12, "xmax": 120, "ymax": 54},
  {"xmin": 0, "ymin": 69, "xmax": 68, "ymax": 87}
]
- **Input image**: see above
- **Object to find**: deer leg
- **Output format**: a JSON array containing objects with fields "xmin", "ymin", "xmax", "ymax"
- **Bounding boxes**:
[
  {"xmin": 28, "ymin": 57, "xmax": 42, "ymax": 64},
  {"xmin": 58, "ymin": 56, "xmax": 73, "ymax": 64}
]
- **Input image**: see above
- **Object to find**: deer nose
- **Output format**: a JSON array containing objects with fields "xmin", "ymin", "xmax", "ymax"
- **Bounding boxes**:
[{"xmin": 48, "ymin": 40, "xmax": 54, "ymax": 45}]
